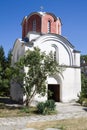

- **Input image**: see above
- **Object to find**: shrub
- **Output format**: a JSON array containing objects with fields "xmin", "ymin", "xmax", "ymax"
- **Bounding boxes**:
[
  {"xmin": 37, "ymin": 100, "xmax": 56, "ymax": 115},
  {"xmin": 82, "ymin": 98, "xmax": 87, "ymax": 107},
  {"xmin": 77, "ymin": 93, "xmax": 87, "ymax": 106},
  {"xmin": 45, "ymin": 100, "xmax": 56, "ymax": 111},
  {"xmin": 77, "ymin": 93, "xmax": 84, "ymax": 105},
  {"xmin": 37, "ymin": 102, "xmax": 45, "ymax": 114}
]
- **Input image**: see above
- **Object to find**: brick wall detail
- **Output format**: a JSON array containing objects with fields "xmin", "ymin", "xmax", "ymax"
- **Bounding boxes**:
[{"xmin": 22, "ymin": 12, "xmax": 62, "ymax": 38}]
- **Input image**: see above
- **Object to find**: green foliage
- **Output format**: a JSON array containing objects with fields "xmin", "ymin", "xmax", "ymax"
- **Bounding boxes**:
[
  {"xmin": 82, "ymin": 98, "xmax": 87, "ymax": 107},
  {"xmin": 81, "ymin": 74, "xmax": 87, "ymax": 98},
  {"xmin": 78, "ymin": 55, "xmax": 87, "ymax": 104},
  {"xmin": 6, "ymin": 49, "xmax": 12, "ymax": 67},
  {"xmin": 78, "ymin": 73, "xmax": 87, "ymax": 104},
  {"xmin": 11, "ymin": 47, "xmax": 63, "ymax": 106},
  {"xmin": 20, "ymin": 107, "xmax": 30, "ymax": 113},
  {"xmin": 37, "ymin": 102, "xmax": 45, "ymax": 114},
  {"xmin": 81, "ymin": 55, "xmax": 87, "ymax": 63},
  {"xmin": 45, "ymin": 100, "xmax": 56, "ymax": 111},
  {"xmin": 0, "ymin": 46, "xmax": 12, "ymax": 96},
  {"xmin": 37, "ymin": 100, "xmax": 56, "ymax": 115},
  {"xmin": 48, "ymin": 90, "xmax": 53, "ymax": 99},
  {"xmin": 77, "ymin": 94, "xmax": 84, "ymax": 105},
  {"xmin": 0, "ymin": 46, "xmax": 6, "ymax": 69}
]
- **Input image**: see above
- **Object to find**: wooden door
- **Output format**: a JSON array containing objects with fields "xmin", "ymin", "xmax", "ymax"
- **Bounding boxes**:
[{"xmin": 48, "ymin": 84, "xmax": 60, "ymax": 102}]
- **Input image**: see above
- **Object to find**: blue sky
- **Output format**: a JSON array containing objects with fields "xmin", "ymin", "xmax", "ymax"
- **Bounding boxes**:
[{"xmin": 0, "ymin": 0, "xmax": 87, "ymax": 56}]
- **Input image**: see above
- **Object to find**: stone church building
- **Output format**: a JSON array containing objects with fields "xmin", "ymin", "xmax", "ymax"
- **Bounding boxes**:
[{"xmin": 11, "ymin": 11, "xmax": 81, "ymax": 104}]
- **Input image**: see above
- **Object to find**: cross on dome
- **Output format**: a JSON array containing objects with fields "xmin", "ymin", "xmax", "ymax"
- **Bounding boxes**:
[{"xmin": 40, "ymin": 6, "xmax": 44, "ymax": 12}]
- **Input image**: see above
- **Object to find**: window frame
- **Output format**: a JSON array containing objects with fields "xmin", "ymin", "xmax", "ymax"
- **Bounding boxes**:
[
  {"xmin": 48, "ymin": 20, "xmax": 51, "ymax": 33},
  {"xmin": 33, "ymin": 19, "xmax": 36, "ymax": 32}
]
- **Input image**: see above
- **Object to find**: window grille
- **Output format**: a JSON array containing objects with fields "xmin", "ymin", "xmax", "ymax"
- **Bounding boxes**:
[{"xmin": 48, "ymin": 20, "xmax": 51, "ymax": 33}]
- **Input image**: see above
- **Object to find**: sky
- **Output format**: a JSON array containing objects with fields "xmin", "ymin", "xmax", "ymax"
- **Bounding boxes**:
[{"xmin": 0, "ymin": 0, "xmax": 87, "ymax": 56}]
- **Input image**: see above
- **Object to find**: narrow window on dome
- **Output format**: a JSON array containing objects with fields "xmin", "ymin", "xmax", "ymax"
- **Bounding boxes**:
[
  {"xmin": 33, "ymin": 20, "xmax": 36, "ymax": 31},
  {"xmin": 48, "ymin": 20, "xmax": 51, "ymax": 33}
]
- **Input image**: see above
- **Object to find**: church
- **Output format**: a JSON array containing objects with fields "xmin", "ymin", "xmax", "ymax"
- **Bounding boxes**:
[{"xmin": 11, "ymin": 11, "xmax": 81, "ymax": 104}]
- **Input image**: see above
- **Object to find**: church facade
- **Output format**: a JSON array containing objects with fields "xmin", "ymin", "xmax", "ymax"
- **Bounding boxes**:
[{"xmin": 11, "ymin": 11, "xmax": 81, "ymax": 104}]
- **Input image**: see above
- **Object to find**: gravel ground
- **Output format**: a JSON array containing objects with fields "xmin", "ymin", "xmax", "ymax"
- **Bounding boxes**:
[{"xmin": 0, "ymin": 102, "xmax": 87, "ymax": 130}]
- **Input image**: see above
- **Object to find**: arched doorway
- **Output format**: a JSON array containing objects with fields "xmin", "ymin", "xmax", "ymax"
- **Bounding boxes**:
[
  {"xmin": 47, "ymin": 76, "xmax": 62, "ymax": 102},
  {"xmin": 48, "ymin": 84, "xmax": 60, "ymax": 102}
]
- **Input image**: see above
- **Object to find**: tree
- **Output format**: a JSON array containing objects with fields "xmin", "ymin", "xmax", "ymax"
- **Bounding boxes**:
[
  {"xmin": 81, "ymin": 73, "xmax": 87, "ymax": 98},
  {"xmin": 78, "ymin": 54, "xmax": 87, "ymax": 104},
  {"xmin": 0, "ymin": 46, "xmax": 7, "ymax": 96},
  {"xmin": 6, "ymin": 49, "xmax": 12, "ymax": 67},
  {"xmin": 11, "ymin": 47, "xmax": 63, "ymax": 106},
  {"xmin": 78, "ymin": 73, "xmax": 87, "ymax": 104},
  {"xmin": 0, "ymin": 46, "xmax": 6, "ymax": 69},
  {"xmin": 0, "ymin": 46, "xmax": 12, "ymax": 96},
  {"xmin": 81, "ymin": 55, "xmax": 87, "ymax": 64},
  {"xmin": 80, "ymin": 54, "xmax": 87, "ymax": 100}
]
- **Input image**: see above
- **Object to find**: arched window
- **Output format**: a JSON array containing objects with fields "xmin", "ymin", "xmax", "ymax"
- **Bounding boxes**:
[
  {"xmin": 52, "ymin": 44, "xmax": 59, "ymax": 63},
  {"xmin": 48, "ymin": 20, "xmax": 51, "ymax": 33},
  {"xmin": 33, "ymin": 20, "xmax": 36, "ymax": 31}
]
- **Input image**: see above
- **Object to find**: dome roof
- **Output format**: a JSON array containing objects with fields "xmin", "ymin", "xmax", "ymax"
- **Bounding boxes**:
[{"xmin": 22, "ymin": 11, "xmax": 60, "ymax": 24}]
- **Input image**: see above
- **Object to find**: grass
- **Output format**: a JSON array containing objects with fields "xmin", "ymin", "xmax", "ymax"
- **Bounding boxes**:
[
  {"xmin": 0, "ymin": 97, "xmax": 57, "ymax": 117},
  {"xmin": 26, "ymin": 117, "xmax": 87, "ymax": 130},
  {"xmin": 0, "ymin": 102, "xmax": 37, "ymax": 117},
  {"xmin": 0, "ymin": 102, "xmax": 57, "ymax": 117}
]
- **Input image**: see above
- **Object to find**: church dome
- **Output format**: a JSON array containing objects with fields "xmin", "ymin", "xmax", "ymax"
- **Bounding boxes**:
[{"xmin": 21, "ymin": 11, "xmax": 62, "ymax": 38}]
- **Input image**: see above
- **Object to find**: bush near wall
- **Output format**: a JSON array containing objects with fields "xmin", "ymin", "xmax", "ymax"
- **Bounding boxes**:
[
  {"xmin": 78, "ymin": 73, "xmax": 87, "ymax": 105},
  {"xmin": 37, "ymin": 100, "xmax": 56, "ymax": 115}
]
